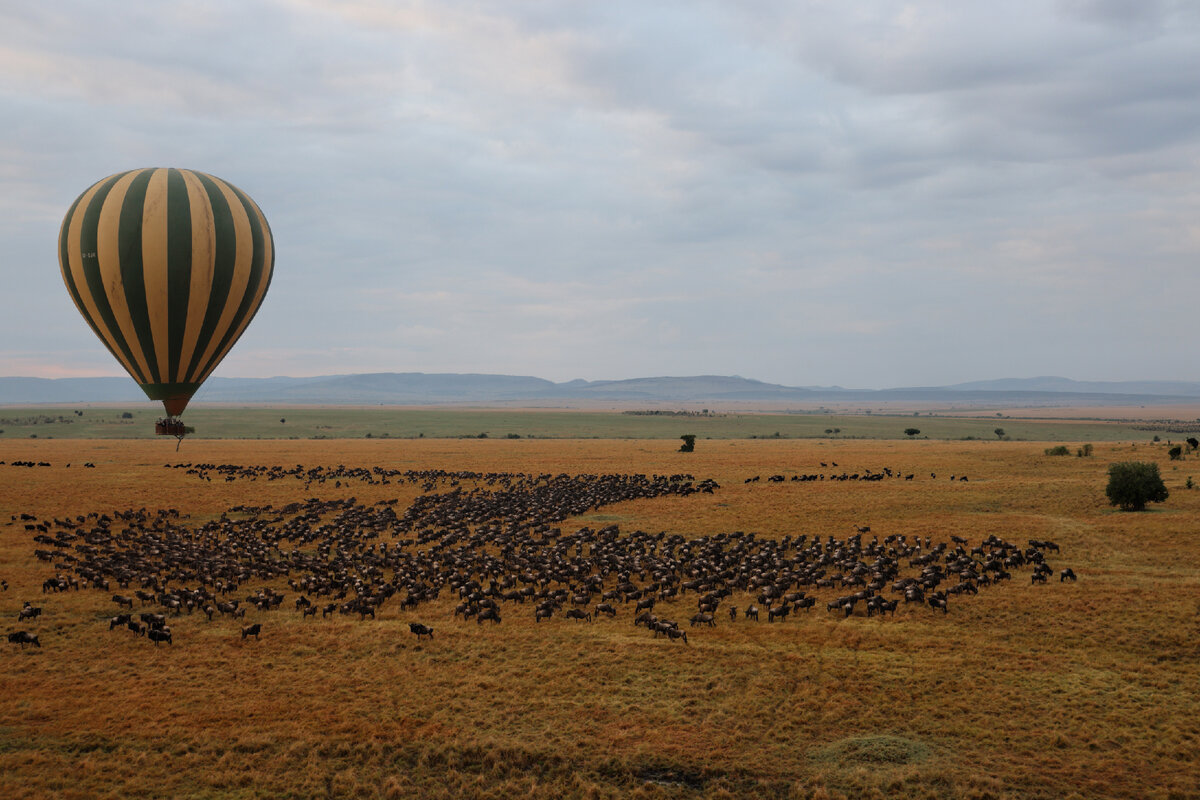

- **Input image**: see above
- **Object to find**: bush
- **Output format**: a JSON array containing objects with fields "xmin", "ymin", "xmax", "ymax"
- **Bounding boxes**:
[
  {"xmin": 679, "ymin": 434, "xmax": 696, "ymax": 453},
  {"xmin": 1045, "ymin": 445, "xmax": 1071, "ymax": 456},
  {"xmin": 904, "ymin": 428, "xmax": 920, "ymax": 437},
  {"xmin": 1106, "ymin": 461, "xmax": 1169, "ymax": 511},
  {"xmin": 1168, "ymin": 445, "xmax": 1183, "ymax": 460},
  {"xmin": 1077, "ymin": 444, "xmax": 1093, "ymax": 457}
]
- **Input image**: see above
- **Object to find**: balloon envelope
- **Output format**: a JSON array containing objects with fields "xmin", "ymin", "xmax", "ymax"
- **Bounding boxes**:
[{"xmin": 58, "ymin": 168, "xmax": 274, "ymax": 416}]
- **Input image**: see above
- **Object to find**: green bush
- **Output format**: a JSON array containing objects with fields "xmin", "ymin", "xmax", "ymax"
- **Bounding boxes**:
[
  {"xmin": 1106, "ymin": 461, "xmax": 1168, "ymax": 511},
  {"xmin": 1045, "ymin": 445, "xmax": 1071, "ymax": 456}
]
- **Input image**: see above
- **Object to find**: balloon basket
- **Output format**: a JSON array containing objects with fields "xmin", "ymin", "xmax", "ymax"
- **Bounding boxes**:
[{"xmin": 155, "ymin": 418, "xmax": 193, "ymax": 450}]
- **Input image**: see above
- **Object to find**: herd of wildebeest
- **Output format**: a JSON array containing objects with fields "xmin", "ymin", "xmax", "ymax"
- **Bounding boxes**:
[{"xmin": 5, "ymin": 460, "xmax": 1076, "ymax": 650}]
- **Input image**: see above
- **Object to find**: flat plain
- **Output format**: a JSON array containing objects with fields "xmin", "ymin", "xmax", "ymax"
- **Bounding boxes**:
[{"xmin": 1, "ymin": 428, "xmax": 1198, "ymax": 799}]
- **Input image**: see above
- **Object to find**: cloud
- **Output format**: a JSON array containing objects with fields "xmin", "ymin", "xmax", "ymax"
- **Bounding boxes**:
[{"xmin": 2, "ymin": 1, "xmax": 1199, "ymax": 389}]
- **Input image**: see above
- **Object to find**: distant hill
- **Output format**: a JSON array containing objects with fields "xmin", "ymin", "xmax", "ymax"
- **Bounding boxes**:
[
  {"xmin": 2, "ymin": 373, "xmax": 1199, "ymax": 407},
  {"xmin": 942, "ymin": 377, "xmax": 1200, "ymax": 397}
]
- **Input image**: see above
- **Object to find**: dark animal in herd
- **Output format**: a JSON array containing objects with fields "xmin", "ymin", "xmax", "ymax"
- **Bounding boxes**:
[
  {"xmin": 7, "ymin": 630, "xmax": 39, "ymax": 647},
  {"xmin": 409, "ymin": 622, "xmax": 434, "ymax": 640},
  {"xmin": 241, "ymin": 623, "xmax": 262, "ymax": 640},
  {"xmin": 12, "ymin": 467, "xmax": 1075, "ymax": 649}
]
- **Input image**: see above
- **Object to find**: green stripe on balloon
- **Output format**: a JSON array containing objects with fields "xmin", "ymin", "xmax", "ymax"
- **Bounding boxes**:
[
  {"xmin": 165, "ymin": 168, "xmax": 192, "ymax": 383},
  {"xmin": 117, "ymin": 169, "xmax": 160, "ymax": 385},
  {"xmin": 78, "ymin": 174, "xmax": 147, "ymax": 385}
]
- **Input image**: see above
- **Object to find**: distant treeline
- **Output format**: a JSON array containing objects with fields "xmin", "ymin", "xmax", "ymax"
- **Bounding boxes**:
[
  {"xmin": 0, "ymin": 415, "xmax": 75, "ymax": 426},
  {"xmin": 622, "ymin": 410, "xmax": 716, "ymax": 417},
  {"xmin": 1132, "ymin": 422, "xmax": 1200, "ymax": 434}
]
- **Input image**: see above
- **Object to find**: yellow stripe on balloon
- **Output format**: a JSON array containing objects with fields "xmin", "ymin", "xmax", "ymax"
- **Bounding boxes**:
[
  {"xmin": 62, "ymin": 180, "xmax": 141, "ymax": 380},
  {"xmin": 96, "ymin": 171, "xmax": 154, "ymax": 384},
  {"xmin": 141, "ymin": 168, "xmax": 172, "ymax": 383},
  {"xmin": 188, "ymin": 176, "xmax": 254, "ymax": 382},
  {"xmin": 193, "ymin": 194, "xmax": 273, "ymax": 387},
  {"xmin": 176, "ymin": 169, "xmax": 216, "ymax": 383}
]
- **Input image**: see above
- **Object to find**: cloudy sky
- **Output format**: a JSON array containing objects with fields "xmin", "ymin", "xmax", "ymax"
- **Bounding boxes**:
[{"xmin": 3, "ymin": 1, "xmax": 1199, "ymax": 389}]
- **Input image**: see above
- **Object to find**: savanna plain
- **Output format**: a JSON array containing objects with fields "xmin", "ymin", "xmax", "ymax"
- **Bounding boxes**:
[{"xmin": 1, "ymin": 411, "xmax": 1198, "ymax": 800}]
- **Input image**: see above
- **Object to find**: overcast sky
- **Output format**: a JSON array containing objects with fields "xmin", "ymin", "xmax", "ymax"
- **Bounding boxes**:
[{"xmin": 3, "ymin": 1, "xmax": 1199, "ymax": 389}]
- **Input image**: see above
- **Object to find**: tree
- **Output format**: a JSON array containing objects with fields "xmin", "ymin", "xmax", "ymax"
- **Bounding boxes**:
[
  {"xmin": 1187, "ymin": 437, "xmax": 1199, "ymax": 451},
  {"xmin": 679, "ymin": 434, "xmax": 696, "ymax": 453},
  {"xmin": 994, "ymin": 428, "xmax": 1006, "ymax": 439},
  {"xmin": 1106, "ymin": 462, "xmax": 1168, "ymax": 511},
  {"xmin": 904, "ymin": 428, "xmax": 920, "ymax": 437},
  {"xmin": 1168, "ymin": 445, "xmax": 1183, "ymax": 461}
]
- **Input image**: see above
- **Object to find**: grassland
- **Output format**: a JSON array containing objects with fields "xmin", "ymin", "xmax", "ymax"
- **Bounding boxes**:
[
  {"xmin": 0, "ymin": 404, "xmax": 1190, "ymax": 442},
  {"xmin": 1, "ymin": 435, "xmax": 1198, "ymax": 800}
]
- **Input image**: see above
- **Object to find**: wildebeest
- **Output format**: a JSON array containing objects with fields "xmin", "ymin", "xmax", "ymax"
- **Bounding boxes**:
[
  {"xmin": 1060, "ymin": 568, "xmax": 1077, "ymax": 582},
  {"xmin": 112, "ymin": 594, "xmax": 134, "ymax": 609},
  {"xmin": 477, "ymin": 607, "xmax": 501, "ymax": 624},
  {"xmin": 662, "ymin": 626, "xmax": 688, "ymax": 644},
  {"xmin": 109, "ymin": 614, "xmax": 131, "ymax": 630},
  {"xmin": 409, "ymin": 622, "xmax": 434, "ymax": 640},
  {"xmin": 18, "ymin": 605, "xmax": 41, "ymax": 622},
  {"xmin": 594, "ymin": 602, "xmax": 616, "ymax": 618},
  {"xmin": 147, "ymin": 628, "xmax": 172, "ymax": 646},
  {"xmin": 7, "ymin": 630, "xmax": 39, "ymax": 647},
  {"xmin": 744, "ymin": 605, "xmax": 759, "ymax": 621},
  {"xmin": 564, "ymin": 608, "xmax": 591, "ymax": 623},
  {"xmin": 689, "ymin": 612, "xmax": 715, "ymax": 627},
  {"xmin": 241, "ymin": 623, "xmax": 262, "ymax": 640}
]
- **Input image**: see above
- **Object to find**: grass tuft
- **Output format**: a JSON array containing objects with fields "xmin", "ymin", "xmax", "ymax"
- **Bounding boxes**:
[{"xmin": 810, "ymin": 735, "xmax": 932, "ymax": 767}]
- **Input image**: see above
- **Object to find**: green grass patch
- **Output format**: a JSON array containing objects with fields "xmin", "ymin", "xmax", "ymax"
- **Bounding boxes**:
[{"xmin": 811, "ymin": 735, "xmax": 933, "ymax": 766}]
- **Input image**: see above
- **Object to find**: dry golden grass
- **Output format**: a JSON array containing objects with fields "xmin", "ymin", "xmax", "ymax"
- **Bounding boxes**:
[{"xmin": 1, "ymin": 437, "xmax": 1198, "ymax": 800}]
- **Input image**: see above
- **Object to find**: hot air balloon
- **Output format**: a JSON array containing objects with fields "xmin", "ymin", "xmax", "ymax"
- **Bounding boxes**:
[{"xmin": 58, "ymin": 168, "xmax": 274, "ymax": 438}]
